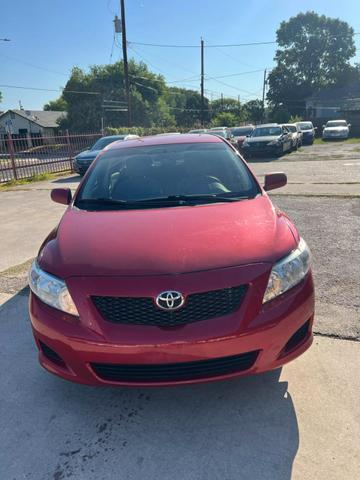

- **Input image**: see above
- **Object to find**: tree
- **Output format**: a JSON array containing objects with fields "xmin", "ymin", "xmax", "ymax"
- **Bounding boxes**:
[
  {"xmin": 243, "ymin": 100, "xmax": 263, "ymax": 122},
  {"xmin": 267, "ymin": 11, "xmax": 357, "ymax": 115},
  {"xmin": 59, "ymin": 61, "xmax": 176, "ymax": 131},
  {"xmin": 43, "ymin": 97, "xmax": 67, "ymax": 111},
  {"xmin": 212, "ymin": 111, "xmax": 237, "ymax": 127}
]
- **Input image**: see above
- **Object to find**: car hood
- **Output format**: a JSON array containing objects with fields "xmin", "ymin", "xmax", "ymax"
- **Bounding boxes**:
[
  {"xmin": 246, "ymin": 135, "xmax": 280, "ymax": 143},
  {"xmin": 39, "ymin": 196, "xmax": 297, "ymax": 278},
  {"xmin": 324, "ymin": 127, "xmax": 348, "ymax": 132},
  {"xmin": 75, "ymin": 150, "xmax": 99, "ymax": 160}
]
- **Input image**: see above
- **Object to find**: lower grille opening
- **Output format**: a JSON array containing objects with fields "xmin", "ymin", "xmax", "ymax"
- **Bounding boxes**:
[
  {"xmin": 39, "ymin": 341, "xmax": 66, "ymax": 368},
  {"xmin": 283, "ymin": 320, "xmax": 310, "ymax": 354},
  {"xmin": 91, "ymin": 350, "xmax": 259, "ymax": 383}
]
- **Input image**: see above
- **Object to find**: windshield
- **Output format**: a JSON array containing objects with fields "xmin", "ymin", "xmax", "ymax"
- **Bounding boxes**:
[
  {"xmin": 285, "ymin": 125, "xmax": 297, "ymax": 132},
  {"xmin": 252, "ymin": 126, "xmax": 282, "ymax": 137},
  {"xmin": 298, "ymin": 122, "xmax": 313, "ymax": 131},
  {"xmin": 231, "ymin": 127, "xmax": 254, "ymax": 136},
  {"xmin": 91, "ymin": 136, "xmax": 125, "ymax": 151},
  {"xmin": 326, "ymin": 121, "xmax": 347, "ymax": 127},
  {"xmin": 75, "ymin": 143, "xmax": 259, "ymax": 209}
]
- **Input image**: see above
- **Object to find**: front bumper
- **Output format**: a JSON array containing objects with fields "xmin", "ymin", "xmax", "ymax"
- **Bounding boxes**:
[
  {"xmin": 242, "ymin": 144, "xmax": 281, "ymax": 156},
  {"xmin": 29, "ymin": 266, "xmax": 315, "ymax": 387},
  {"xmin": 302, "ymin": 133, "xmax": 314, "ymax": 144},
  {"xmin": 322, "ymin": 132, "xmax": 349, "ymax": 140}
]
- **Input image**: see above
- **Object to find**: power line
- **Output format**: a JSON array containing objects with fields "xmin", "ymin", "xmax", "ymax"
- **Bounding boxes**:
[
  {"xmin": 128, "ymin": 40, "xmax": 277, "ymax": 49},
  {"xmin": 128, "ymin": 33, "xmax": 360, "ymax": 49},
  {"xmin": 0, "ymin": 84, "xmax": 101, "ymax": 95}
]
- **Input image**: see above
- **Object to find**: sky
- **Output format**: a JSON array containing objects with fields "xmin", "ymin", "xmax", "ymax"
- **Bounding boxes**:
[{"xmin": 1, "ymin": 0, "xmax": 360, "ymax": 111}]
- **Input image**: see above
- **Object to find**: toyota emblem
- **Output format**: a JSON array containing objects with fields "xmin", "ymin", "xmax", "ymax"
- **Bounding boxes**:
[{"xmin": 155, "ymin": 291, "xmax": 185, "ymax": 311}]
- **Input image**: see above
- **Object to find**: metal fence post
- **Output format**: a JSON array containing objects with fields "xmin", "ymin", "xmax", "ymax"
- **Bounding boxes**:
[
  {"xmin": 7, "ymin": 135, "xmax": 17, "ymax": 180},
  {"xmin": 66, "ymin": 130, "xmax": 74, "ymax": 172}
]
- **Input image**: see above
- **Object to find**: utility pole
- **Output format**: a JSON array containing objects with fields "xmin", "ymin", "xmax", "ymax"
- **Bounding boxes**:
[
  {"xmin": 200, "ymin": 38, "xmax": 204, "ymax": 126},
  {"xmin": 262, "ymin": 68, "xmax": 267, "ymax": 122},
  {"xmin": 120, "ymin": 0, "xmax": 131, "ymax": 126}
]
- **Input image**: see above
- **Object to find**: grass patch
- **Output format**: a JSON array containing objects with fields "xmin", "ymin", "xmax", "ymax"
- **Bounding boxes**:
[
  {"xmin": 314, "ymin": 137, "xmax": 360, "ymax": 145},
  {"xmin": 0, "ymin": 172, "xmax": 66, "ymax": 189}
]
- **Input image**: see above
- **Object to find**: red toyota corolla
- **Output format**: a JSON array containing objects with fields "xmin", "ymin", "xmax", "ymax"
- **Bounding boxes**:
[{"xmin": 29, "ymin": 134, "xmax": 314, "ymax": 386}]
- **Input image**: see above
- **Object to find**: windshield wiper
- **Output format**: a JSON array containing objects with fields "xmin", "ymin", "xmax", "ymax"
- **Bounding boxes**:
[{"xmin": 75, "ymin": 194, "xmax": 250, "ymax": 210}]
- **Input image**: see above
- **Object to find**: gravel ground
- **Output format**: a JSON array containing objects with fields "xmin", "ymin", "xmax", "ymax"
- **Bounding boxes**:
[{"xmin": 273, "ymin": 195, "xmax": 360, "ymax": 339}]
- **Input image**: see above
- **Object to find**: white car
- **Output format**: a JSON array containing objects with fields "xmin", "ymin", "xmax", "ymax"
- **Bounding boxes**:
[
  {"xmin": 322, "ymin": 120, "xmax": 350, "ymax": 140},
  {"xmin": 282, "ymin": 124, "xmax": 303, "ymax": 150}
]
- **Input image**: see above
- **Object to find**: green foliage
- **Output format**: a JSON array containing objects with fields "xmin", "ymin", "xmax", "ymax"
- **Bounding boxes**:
[
  {"xmin": 288, "ymin": 115, "xmax": 302, "ymax": 124},
  {"xmin": 267, "ymin": 11, "xmax": 358, "ymax": 115},
  {"xmin": 243, "ymin": 100, "xmax": 263, "ymax": 122},
  {"xmin": 43, "ymin": 97, "xmax": 67, "ymax": 111},
  {"xmin": 212, "ymin": 112, "xmax": 238, "ymax": 127},
  {"xmin": 43, "ymin": 60, "xmax": 267, "ymax": 132}
]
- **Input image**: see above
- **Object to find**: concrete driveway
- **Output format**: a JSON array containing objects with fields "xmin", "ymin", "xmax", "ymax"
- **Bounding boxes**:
[{"xmin": 0, "ymin": 142, "xmax": 359, "ymax": 479}]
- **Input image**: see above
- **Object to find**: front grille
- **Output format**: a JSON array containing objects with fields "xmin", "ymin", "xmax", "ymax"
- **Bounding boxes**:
[
  {"xmin": 91, "ymin": 350, "xmax": 259, "ymax": 383},
  {"xmin": 92, "ymin": 285, "xmax": 247, "ymax": 327}
]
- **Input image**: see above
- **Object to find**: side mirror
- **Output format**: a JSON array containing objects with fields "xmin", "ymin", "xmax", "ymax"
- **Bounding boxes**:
[
  {"xmin": 51, "ymin": 188, "xmax": 72, "ymax": 205},
  {"xmin": 264, "ymin": 173, "xmax": 287, "ymax": 192},
  {"xmin": 348, "ymin": 123, "xmax": 351, "ymax": 128},
  {"xmin": 322, "ymin": 125, "xmax": 325, "ymax": 128},
  {"xmin": 314, "ymin": 126, "xmax": 318, "ymax": 130}
]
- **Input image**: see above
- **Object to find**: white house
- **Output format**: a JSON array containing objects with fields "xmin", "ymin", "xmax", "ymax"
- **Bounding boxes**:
[{"xmin": 0, "ymin": 109, "xmax": 66, "ymax": 140}]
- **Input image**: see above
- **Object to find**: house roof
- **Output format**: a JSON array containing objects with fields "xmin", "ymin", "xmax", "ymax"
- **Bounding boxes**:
[
  {"xmin": 0, "ymin": 109, "xmax": 66, "ymax": 128},
  {"xmin": 307, "ymin": 81, "xmax": 360, "ymax": 102}
]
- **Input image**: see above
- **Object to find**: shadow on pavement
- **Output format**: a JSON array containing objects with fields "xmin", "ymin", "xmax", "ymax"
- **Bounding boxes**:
[
  {"xmin": 52, "ymin": 175, "xmax": 82, "ymax": 184},
  {"xmin": 0, "ymin": 291, "xmax": 299, "ymax": 480}
]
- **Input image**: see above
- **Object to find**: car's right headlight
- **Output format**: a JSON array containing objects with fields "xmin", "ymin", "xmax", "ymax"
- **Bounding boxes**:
[
  {"xmin": 29, "ymin": 261, "xmax": 79, "ymax": 316},
  {"xmin": 263, "ymin": 238, "xmax": 311, "ymax": 303}
]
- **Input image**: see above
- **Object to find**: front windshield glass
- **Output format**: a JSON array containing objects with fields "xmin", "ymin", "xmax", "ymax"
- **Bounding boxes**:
[
  {"xmin": 91, "ymin": 136, "xmax": 124, "ymax": 151},
  {"xmin": 252, "ymin": 126, "xmax": 282, "ymax": 137},
  {"xmin": 232, "ymin": 127, "xmax": 254, "ymax": 136},
  {"xmin": 286, "ymin": 125, "xmax": 297, "ymax": 132},
  {"xmin": 298, "ymin": 122, "xmax": 313, "ymax": 130},
  {"xmin": 76, "ymin": 143, "xmax": 259, "ymax": 209},
  {"xmin": 326, "ymin": 121, "xmax": 347, "ymax": 127}
]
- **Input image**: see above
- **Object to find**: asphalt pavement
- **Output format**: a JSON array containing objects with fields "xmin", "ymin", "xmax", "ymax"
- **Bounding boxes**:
[{"xmin": 0, "ymin": 141, "xmax": 359, "ymax": 479}]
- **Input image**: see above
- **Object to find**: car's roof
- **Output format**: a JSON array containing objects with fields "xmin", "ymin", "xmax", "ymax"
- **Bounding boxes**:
[
  {"xmin": 107, "ymin": 133, "xmax": 222, "ymax": 150},
  {"xmin": 327, "ymin": 119, "xmax": 347, "ymax": 122},
  {"xmin": 232, "ymin": 125, "xmax": 254, "ymax": 128},
  {"xmin": 102, "ymin": 135, "xmax": 126, "ymax": 139}
]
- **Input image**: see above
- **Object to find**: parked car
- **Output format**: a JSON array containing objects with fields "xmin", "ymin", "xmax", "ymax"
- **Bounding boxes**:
[
  {"xmin": 282, "ymin": 123, "xmax": 303, "ymax": 150},
  {"xmin": 230, "ymin": 125, "xmax": 255, "ymax": 150},
  {"xmin": 208, "ymin": 127, "xmax": 232, "ymax": 141},
  {"xmin": 296, "ymin": 121, "xmax": 316, "ymax": 145},
  {"xmin": 242, "ymin": 124, "xmax": 292, "ymax": 157},
  {"xmin": 29, "ymin": 133, "xmax": 314, "ymax": 387},
  {"xmin": 188, "ymin": 128, "xmax": 208, "ymax": 134},
  {"xmin": 73, "ymin": 134, "xmax": 139, "ymax": 175},
  {"xmin": 322, "ymin": 120, "xmax": 350, "ymax": 140}
]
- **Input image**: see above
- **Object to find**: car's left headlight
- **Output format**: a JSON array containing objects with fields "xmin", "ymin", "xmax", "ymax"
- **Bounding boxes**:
[
  {"xmin": 268, "ymin": 139, "xmax": 280, "ymax": 146},
  {"xmin": 29, "ymin": 261, "xmax": 79, "ymax": 316},
  {"xmin": 263, "ymin": 238, "xmax": 311, "ymax": 303}
]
